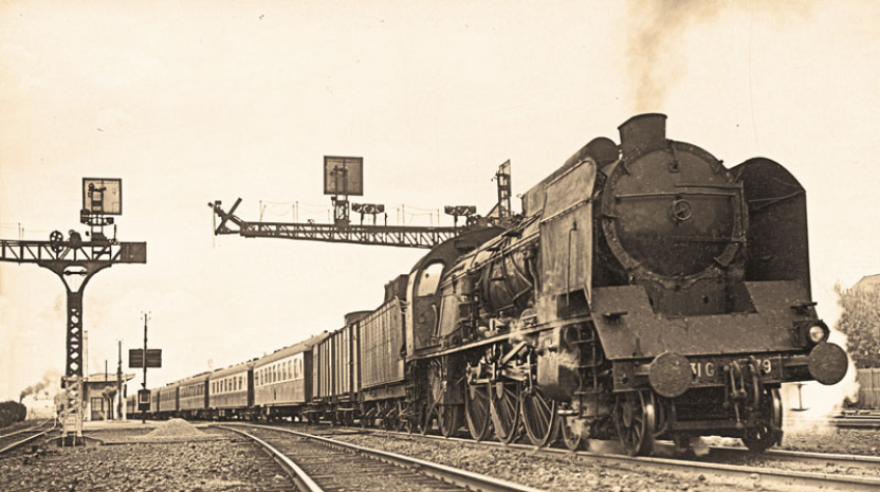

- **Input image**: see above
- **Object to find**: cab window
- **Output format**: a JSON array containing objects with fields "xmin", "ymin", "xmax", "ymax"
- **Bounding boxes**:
[{"xmin": 417, "ymin": 262, "xmax": 444, "ymax": 297}]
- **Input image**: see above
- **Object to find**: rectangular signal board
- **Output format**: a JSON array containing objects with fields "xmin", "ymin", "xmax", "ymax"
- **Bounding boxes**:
[
  {"xmin": 82, "ymin": 178, "xmax": 122, "ymax": 215},
  {"xmin": 324, "ymin": 156, "xmax": 363, "ymax": 196},
  {"xmin": 129, "ymin": 349, "xmax": 162, "ymax": 368}
]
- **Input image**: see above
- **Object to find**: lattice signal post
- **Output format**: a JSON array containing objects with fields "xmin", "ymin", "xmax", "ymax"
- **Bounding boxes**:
[{"xmin": 0, "ymin": 178, "xmax": 146, "ymax": 443}]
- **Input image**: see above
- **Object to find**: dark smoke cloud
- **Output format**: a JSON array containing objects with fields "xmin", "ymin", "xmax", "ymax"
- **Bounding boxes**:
[{"xmin": 18, "ymin": 370, "xmax": 61, "ymax": 403}]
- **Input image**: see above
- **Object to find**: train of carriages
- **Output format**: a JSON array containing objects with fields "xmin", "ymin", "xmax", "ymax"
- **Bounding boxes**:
[
  {"xmin": 126, "ymin": 278, "xmax": 414, "ymax": 426},
  {"xmin": 129, "ymin": 114, "xmax": 850, "ymax": 456}
]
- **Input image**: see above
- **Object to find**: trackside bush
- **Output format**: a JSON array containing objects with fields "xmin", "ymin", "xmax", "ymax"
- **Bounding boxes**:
[{"xmin": 0, "ymin": 401, "xmax": 27, "ymax": 428}]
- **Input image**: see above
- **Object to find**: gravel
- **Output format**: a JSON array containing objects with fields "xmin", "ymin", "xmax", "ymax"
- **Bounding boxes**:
[
  {"xmin": 141, "ymin": 419, "xmax": 206, "ymax": 439},
  {"xmin": 327, "ymin": 432, "xmax": 757, "ymax": 492},
  {"xmin": 0, "ymin": 428, "xmax": 294, "ymax": 492},
  {"xmin": 702, "ymin": 422, "xmax": 880, "ymax": 456},
  {"xmin": 780, "ymin": 426, "xmax": 880, "ymax": 455}
]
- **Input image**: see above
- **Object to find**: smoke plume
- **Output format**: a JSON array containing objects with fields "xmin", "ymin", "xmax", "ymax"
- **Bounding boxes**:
[
  {"xmin": 626, "ymin": 0, "xmax": 722, "ymax": 111},
  {"xmin": 625, "ymin": 1, "xmax": 815, "ymax": 111},
  {"xmin": 18, "ymin": 370, "xmax": 62, "ymax": 403}
]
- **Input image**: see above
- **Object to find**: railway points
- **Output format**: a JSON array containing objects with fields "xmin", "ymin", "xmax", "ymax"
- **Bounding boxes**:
[{"xmin": 0, "ymin": 419, "xmax": 55, "ymax": 456}]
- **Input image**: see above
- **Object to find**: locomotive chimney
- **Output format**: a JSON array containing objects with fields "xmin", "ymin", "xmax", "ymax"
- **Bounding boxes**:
[{"xmin": 618, "ymin": 113, "xmax": 667, "ymax": 156}]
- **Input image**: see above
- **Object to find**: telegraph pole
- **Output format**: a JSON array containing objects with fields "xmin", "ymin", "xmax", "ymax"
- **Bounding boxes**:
[
  {"xmin": 128, "ymin": 311, "xmax": 160, "ymax": 424},
  {"xmin": 116, "ymin": 340, "xmax": 122, "ymax": 420},
  {"xmin": 141, "ymin": 312, "xmax": 149, "ymax": 424}
]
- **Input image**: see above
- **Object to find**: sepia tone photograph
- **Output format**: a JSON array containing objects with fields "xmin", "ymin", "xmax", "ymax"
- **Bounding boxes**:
[{"xmin": 1, "ymin": 1, "xmax": 879, "ymax": 491}]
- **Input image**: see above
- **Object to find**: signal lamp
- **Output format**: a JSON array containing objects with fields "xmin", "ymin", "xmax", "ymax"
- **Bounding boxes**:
[
  {"xmin": 444, "ymin": 206, "xmax": 476, "ymax": 217},
  {"xmin": 352, "ymin": 203, "xmax": 385, "ymax": 215}
]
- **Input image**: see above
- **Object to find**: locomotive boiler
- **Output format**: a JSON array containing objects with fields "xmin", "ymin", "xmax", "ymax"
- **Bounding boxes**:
[{"xmin": 406, "ymin": 114, "xmax": 849, "ymax": 455}]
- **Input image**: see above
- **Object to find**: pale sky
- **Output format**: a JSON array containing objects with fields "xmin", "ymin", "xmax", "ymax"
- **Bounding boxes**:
[{"xmin": 2, "ymin": 0, "xmax": 879, "ymax": 401}]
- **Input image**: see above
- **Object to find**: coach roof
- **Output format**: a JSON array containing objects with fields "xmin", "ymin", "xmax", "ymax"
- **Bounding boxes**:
[
  {"xmin": 176, "ymin": 372, "xmax": 211, "ymax": 387},
  {"xmin": 209, "ymin": 360, "xmax": 256, "ymax": 380},
  {"xmin": 254, "ymin": 332, "xmax": 330, "ymax": 368}
]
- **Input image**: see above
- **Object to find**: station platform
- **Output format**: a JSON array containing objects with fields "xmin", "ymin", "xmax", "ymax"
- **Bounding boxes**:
[{"xmin": 82, "ymin": 419, "xmax": 158, "ymax": 431}]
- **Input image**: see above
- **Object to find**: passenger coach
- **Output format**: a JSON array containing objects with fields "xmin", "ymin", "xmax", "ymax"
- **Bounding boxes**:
[
  {"xmin": 209, "ymin": 361, "xmax": 254, "ymax": 420},
  {"xmin": 255, "ymin": 333, "xmax": 327, "ymax": 422}
]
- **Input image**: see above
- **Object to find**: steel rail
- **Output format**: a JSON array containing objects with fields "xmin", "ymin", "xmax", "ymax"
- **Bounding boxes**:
[
  {"xmin": 0, "ymin": 419, "xmax": 53, "ymax": 440},
  {"xmin": 789, "ymin": 416, "xmax": 880, "ymax": 429},
  {"xmin": 222, "ymin": 423, "xmax": 548, "ymax": 492},
  {"xmin": 0, "ymin": 421, "xmax": 56, "ymax": 456},
  {"xmin": 346, "ymin": 426, "xmax": 880, "ymax": 492},
  {"xmin": 706, "ymin": 444, "xmax": 880, "ymax": 469},
  {"xmin": 218, "ymin": 425, "xmax": 324, "ymax": 492}
]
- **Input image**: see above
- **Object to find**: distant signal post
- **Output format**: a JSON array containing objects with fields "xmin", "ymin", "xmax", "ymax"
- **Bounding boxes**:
[{"xmin": 0, "ymin": 178, "xmax": 147, "ymax": 444}]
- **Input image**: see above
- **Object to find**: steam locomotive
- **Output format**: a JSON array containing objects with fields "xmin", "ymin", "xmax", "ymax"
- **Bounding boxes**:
[{"xmin": 131, "ymin": 114, "xmax": 848, "ymax": 456}]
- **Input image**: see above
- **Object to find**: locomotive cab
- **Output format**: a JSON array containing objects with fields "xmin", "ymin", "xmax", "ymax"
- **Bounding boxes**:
[{"xmin": 405, "ymin": 226, "xmax": 504, "ymax": 356}]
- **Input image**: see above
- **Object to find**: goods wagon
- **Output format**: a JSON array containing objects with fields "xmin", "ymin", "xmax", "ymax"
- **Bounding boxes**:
[
  {"xmin": 313, "ymin": 313, "xmax": 368, "ymax": 424},
  {"xmin": 210, "ymin": 361, "xmax": 254, "ymax": 420},
  {"xmin": 178, "ymin": 373, "xmax": 210, "ymax": 419},
  {"xmin": 359, "ymin": 275, "xmax": 409, "ymax": 426}
]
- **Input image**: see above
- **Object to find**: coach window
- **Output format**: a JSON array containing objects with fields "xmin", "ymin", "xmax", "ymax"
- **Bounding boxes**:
[{"xmin": 418, "ymin": 262, "xmax": 444, "ymax": 297}]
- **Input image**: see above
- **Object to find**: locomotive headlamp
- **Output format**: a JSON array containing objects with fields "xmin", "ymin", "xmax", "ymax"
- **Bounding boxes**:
[
  {"xmin": 808, "ymin": 324, "xmax": 829, "ymax": 344},
  {"xmin": 804, "ymin": 321, "xmax": 830, "ymax": 345}
]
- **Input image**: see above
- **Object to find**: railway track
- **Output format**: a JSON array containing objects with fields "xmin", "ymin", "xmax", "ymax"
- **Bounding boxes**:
[
  {"xmin": 218, "ymin": 423, "xmax": 548, "ymax": 492},
  {"xmin": 0, "ymin": 419, "xmax": 55, "ymax": 456},
  {"xmin": 283, "ymin": 423, "xmax": 879, "ymax": 492},
  {"xmin": 699, "ymin": 444, "xmax": 880, "ymax": 471},
  {"xmin": 788, "ymin": 415, "xmax": 880, "ymax": 429}
]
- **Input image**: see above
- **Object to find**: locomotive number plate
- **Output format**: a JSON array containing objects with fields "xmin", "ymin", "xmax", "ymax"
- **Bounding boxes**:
[{"xmin": 689, "ymin": 356, "xmax": 782, "ymax": 384}]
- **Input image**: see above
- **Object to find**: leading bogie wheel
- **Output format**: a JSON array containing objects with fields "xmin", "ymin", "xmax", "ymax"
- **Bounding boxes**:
[
  {"xmin": 614, "ymin": 391, "xmax": 657, "ymax": 456},
  {"xmin": 742, "ymin": 387, "xmax": 784, "ymax": 453}
]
